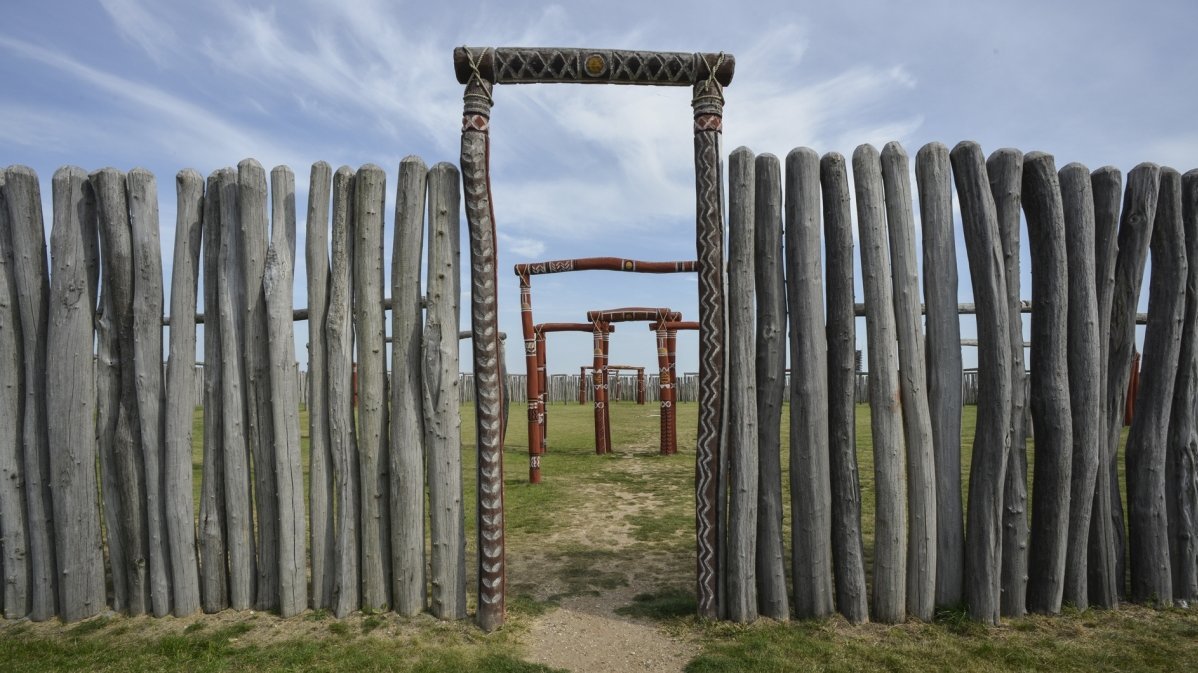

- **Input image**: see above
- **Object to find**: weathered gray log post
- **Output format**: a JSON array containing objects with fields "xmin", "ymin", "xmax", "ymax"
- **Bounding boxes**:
[
  {"xmin": 1168, "ymin": 169, "xmax": 1198, "ymax": 605},
  {"xmin": 353, "ymin": 164, "xmax": 392, "ymax": 611},
  {"xmin": 753, "ymin": 152, "xmax": 789, "ymax": 621},
  {"xmin": 787, "ymin": 147, "xmax": 834, "ymax": 619},
  {"xmin": 306, "ymin": 161, "xmax": 334, "ymax": 610},
  {"xmin": 1059, "ymin": 162, "xmax": 1101, "ymax": 610},
  {"xmin": 424, "ymin": 162, "xmax": 466, "ymax": 620},
  {"xmin": 199, "ymin": 171, "xmax": 228, "ymax": 613},
  {"xmin": 218, "ymin": 166, "xmax": 257, "ymax": 610},
  {"xmin": 987, "ymin": 148, "xmax": 1028, "ymax": 618},
  {"xmin": 1127, "ymin": 167, "xmax": 1185, "ymax": 607},
  {"xmin": 238, "ymin": 159, "xmax": 278, "ymax": 611},
  {"xmin": 1022, "ymin": 153, "xmax": 1073, "ymax": 614},
  {"xmin": 881, "ymin": 142, "xmax": 937, "ymax": 621},
  {"xmin": 951, "ymin": 141, "xmax": 1012, "ymax": 625},
  {"xmin": 264, "ymin": 165, "xmax": 306, "ymax": 618},
  {"xmin": 1104, "ymin": 163, "xmax": 1161, "ymax": 602},
  {"xmin": 46, "ymin": 167, "xmax": 103, "ymax": 621},
  {"xmin": 164, "ymin": 169, "xmax": 203, "ymax": 616},
  {"xmin": 726, "ymin": 146, "xmax": 758, "ymax": 623},
  {"xmin": 854, "ymin": 144, "xmax": 907, "ymax": 623},
  {"xmin": 0, "ymin": 171, "xmax": 30, "ymax": 619},
  {"xmin": 917, "ymin": 142, "xmax": 963, "ymax": 608},
  {"xmin": 4, "ymin": 167, "xmax": 56, "ymax": 621},
  {"xmin": 128, "ymin": 168, "xmax": 172, "ymax": 617},
  {"xmin": 822, "ymin": 151, "xmax": 869, "ymax": 623},
  {"xmin": 92, "ymin": 167, "xmax": 149, "ymax": 615},
  {"xmin": 327, "ymin": 167, "xmax": 360, "ymax": 617},
  {"xmin": 391, "ymin": 156, "xmax": 427, "ymax": 616},
  {"xmin": 1088, "ymin": 166, "xmax": 1123, "ymax": 607}
]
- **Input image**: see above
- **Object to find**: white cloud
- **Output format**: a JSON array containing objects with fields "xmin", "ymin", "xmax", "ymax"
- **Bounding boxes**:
[{"xmin": 98, "ymin": 0, "xmax": 179, "ymax": 65}]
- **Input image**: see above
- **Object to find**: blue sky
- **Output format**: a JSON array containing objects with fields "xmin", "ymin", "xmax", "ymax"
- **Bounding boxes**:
[{"xmin": 3, "ymin": 0, "xmax": 1195, "ymax": 375}]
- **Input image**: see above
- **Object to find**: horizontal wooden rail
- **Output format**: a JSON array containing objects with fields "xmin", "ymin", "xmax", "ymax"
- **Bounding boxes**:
[{"xmin": 454, "ymin": 47, "xmax": 735, "ymax": 87}]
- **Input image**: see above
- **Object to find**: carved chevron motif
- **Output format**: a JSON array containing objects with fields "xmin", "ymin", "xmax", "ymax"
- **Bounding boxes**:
[
  {"xmin": 462, "ymin": 118, "xmax": 506, "ymax": 631},
  {"xmin": 692, "ymin": 120, "xmax": 725, "ymax": 619}
]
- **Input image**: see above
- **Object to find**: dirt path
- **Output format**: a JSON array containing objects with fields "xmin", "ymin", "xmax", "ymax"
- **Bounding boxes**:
[{"xmin": 516, "ymin": 454, "xmax": 699, "ymax": 673}]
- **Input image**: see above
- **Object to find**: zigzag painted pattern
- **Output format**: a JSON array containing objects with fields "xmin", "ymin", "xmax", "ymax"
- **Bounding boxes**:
[
  {"xmin": 461, "ymin": 129, "xmax": 506, "ymax": 629},
  {"xmin": 693, "ymin": 129, "xmax": 726, "ymax": 619}
]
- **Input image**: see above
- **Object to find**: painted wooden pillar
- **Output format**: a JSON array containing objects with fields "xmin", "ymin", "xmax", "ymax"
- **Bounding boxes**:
[
  {"xmin": 519, "ymin": 272, "xmax": 542, "ymax": 482},
  {"xmin": 537, "ymin": 329, "xmax": 548, "ymax": 453}
]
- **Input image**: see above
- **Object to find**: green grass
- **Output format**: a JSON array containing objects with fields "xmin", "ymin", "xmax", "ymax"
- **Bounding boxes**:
[{"xmin": 2, "ymin": 400, "xmax": 1189, "ymax": 673}]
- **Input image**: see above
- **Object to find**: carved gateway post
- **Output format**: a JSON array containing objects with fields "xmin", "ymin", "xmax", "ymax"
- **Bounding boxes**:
[
  {"xmin": 651, "ymin": 320, "xmax": 700, "ymax": 456},
  {"xmin": 456, "ymin": 46, "xmax": 734, "ymax": 629}
]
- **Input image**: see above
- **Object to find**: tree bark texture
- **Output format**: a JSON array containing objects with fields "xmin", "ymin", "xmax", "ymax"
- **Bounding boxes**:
[
  {"xmin": 264, "ymin": 165, "xmax": 306, "ymax": 617},
  {"xmin": 424, "ymin": 163, "xmax": 466, "ymax": 620},
  {"xmin": 1088, "ymin": 166, "xmax": 1124, "ymax": 607},
  {"xmin": 199, "ymin": 171, "xmax": 228, "ymax": 613},
  {"xmin": 0, "ymin": 171, "xmax": 30, "ymax": 619},
  {"xmin": 391, "ymin": 156, "xmax": 427, "ymax": 615},
  {"xmin": 218, "ymin": 167, "xmax": 257, "ymax": 610},
  {"xmin": 4, "ymin": 167, "xmax": 56, "ymax": 621},
  {"xmin": 917, "ymin": 142, "xmax": 964, "ymax": 609},
  {"xmin": 163, "ymin": 169, "xmax": 203, "ymax": 616},
  {"xmin": 1104, "ymin": 164, "xmax": 1161, "ymax": 602},
  {"xmin": 881, "ymin": 142, "xmax": 937, "ymax": 621},
  {"xmin": 326, "ymin": 166, "xmax": 360, "ymax": 617},
  {"xmin": 1021, "ymin": 153, "xmax": 1073, "ymax": 614},
  {"xmin": 951, "ymin": 141, "xmax": 1012, "ymax": 625},
  {"xmin": 821, "ymin": 152, "xmax": 869, "ymax": 624},
  {"xmin": 1058, "ymin": 163, "xmax": 1101, "ymax": 610},
  {"xmin": 853, "ymin": 144, "xmax": 907, "ymax": 623},
  {"xmin": 1168, "ymin": 170, "xmax": 1198, "ymax": 605},
  {"xmin": 306, "ymin": 161, "xmax": 334, "ymax": 610},
  {"xmin": 1127, "ymin": 166, "xmax": 1184, "ymax": 607},
  {"xmin": 726, "ymin": 146, "xmax": 758, "ymax": 623},
  {"xmin": 353, "ymin": 164, "xmax": 391, "ymax": 611},
  {"xmin": 238, "ymin": 159, "xmax": 278, "ymax": 612},
  {"xmin": 752, "ymin": 152, "xmax": 789, "ymax": 621},
  {"xmin": 46, "ymin": 166, "xmax": 103, "ymax": 621},
  {"xmin": 786, "ymin": 147, "xmax": 834, "ymax": 619},
  {"xmin": 987, "ymin": 148, "xmax": 1029, "ymax": 618}
]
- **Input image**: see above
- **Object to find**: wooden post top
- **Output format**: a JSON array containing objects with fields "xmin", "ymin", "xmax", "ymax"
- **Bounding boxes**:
[{"xmin": 455, "ymin": 47, "xmax": 734, "ymax": 87}]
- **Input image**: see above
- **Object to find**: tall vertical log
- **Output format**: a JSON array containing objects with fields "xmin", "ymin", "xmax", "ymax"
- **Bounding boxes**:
[
  {"xmin": 306, "ymin": 161, "xmax": 334, "ymax": 610},
  {"xmin": 786, "ymin": 147, "xmax": 834, "ymax": 619},
  {"xmin": 987, "ymin": 148, "xmax": 1028, "ymax": 617},
  {"xmin": 265, "ymin": 165, "xmax": 306, "ymax": 618},
  {"xmin": 128, "ymin": 169, "xmax": 172, "ymax": 617},
  {"xmin": 917, "ymin": 142, "xmax": 963, "ymax": 608},
  {"xmin": 1104, "ymin": 163, "xmax": 1161, "ymax": 602},
  {"xmin": 1127, "ymin": 167, "xmax": 1185, "ymax": 607},
  {"xmin": 164, "ymin": 169, "xmax": 203, "ymax": 616},
  {"xmin": 822, "ymin": 152, "xmax": 869, "ymax": 623},
  {"xmin": 46, "ymin": 167, "xmax": 103, "ymax": 621},
  {"xmin": 593, "ymin": 325, "xmax": 612, "ymax": 455},
  {"xmin": 391, "ymin": 156, "xmax": 427, "ymax": 615},
  {"xmin": 0, "ymin": 171, "xmax": 30, "ymax": 619},
  {"xmin": 951, "ymin": 141, "xmax": 1013, "ymax": 625},
  {"xmin": 218, "ymin": 167, "xmax": 257, "ymax": 610},
  {"xmin": 1021, "ymin": 153, "xmax": 1073, "ymax": 614},
  {"xmin": 881, "ymin": 142, "xmax": 937, "ymax": 621},
  {"xmin": 519, "ymin": 271, "xmax": 542, "ymax": 479},
  {"xmin": 1168, "ymin": 170, "xmax": 1198, "ymax": 605},
  {"xmin": 327, "ymin": 167, "xmax": 360, "ymax": 617},
  {"xmin": 423, "ymin": 162, "xmax": 466, "ymax": 620},
  {"xmin": 92, "ymin": 168, "xmax": 149, "ymax": 615},
  {"xmin": 853, "ymin": 144, "xmax": 907, "ymax": 623},
  {"xmin": 753, "ymin": 152, "xmax": 789, "ymax": 621},
  {"xmin": 4, "ymin": 167, "xmax": 56, "ymax": 621},
  {"xmin": 1059, "ymin": 163, "xmax": 1101, "ymax": 609},
  {"xmin": 238, "ymin": 159, "xmax": 278, "ymax": 612},
  {"xmin": 726, "ymin": 146, "xmax": 758, "ymax": 623},
  {"xmin": 1088, "ymin": 166, "xmax": 1123, "ymax": 607},
  {"xmin": 199, "ymin": 172, "xmax": 227, "ymax": 613},
  {"xmin": 353, "ymin": 164, "xmax": 391, "ymax": 611}
]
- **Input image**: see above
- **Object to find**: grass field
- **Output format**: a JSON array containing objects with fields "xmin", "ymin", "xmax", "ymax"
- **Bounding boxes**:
[{"xmin": 1, "ymin": 401, "xmax": 1195, "ymax": 672}]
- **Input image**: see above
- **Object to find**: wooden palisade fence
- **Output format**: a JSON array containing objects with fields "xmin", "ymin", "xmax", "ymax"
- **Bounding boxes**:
[
  {"xmin": 0, "ymin": 158, "xmax": 466, "ymax": 623},
  {"xmin": 1, "ymin": 139, "xmax": 1195, "ymax": 630}
]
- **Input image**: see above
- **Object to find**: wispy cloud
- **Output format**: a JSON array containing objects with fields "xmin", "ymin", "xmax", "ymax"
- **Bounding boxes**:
[{"xmin": 98, "ymin": 0, "xmax": 179, "ymax": 65}]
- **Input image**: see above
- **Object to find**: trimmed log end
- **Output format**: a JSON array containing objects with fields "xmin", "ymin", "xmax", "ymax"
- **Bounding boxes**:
[
  {"xmin": 881, "ymin": 141, "xmax": 908, "ymax": 162},
  {"xmin": 238, "ymin": 157, "xmax": 265, "ymax": 173},
  {"xmin": 176, "ymin": 169, "xmax": 203, "ymax": 190},
  {"xmin": 916, "ymin": 142, "xmax": 949, "ymax": 162},
  {"xmin": 853, "ymin": 143, "xmax": 880, "ymax": 164}
]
